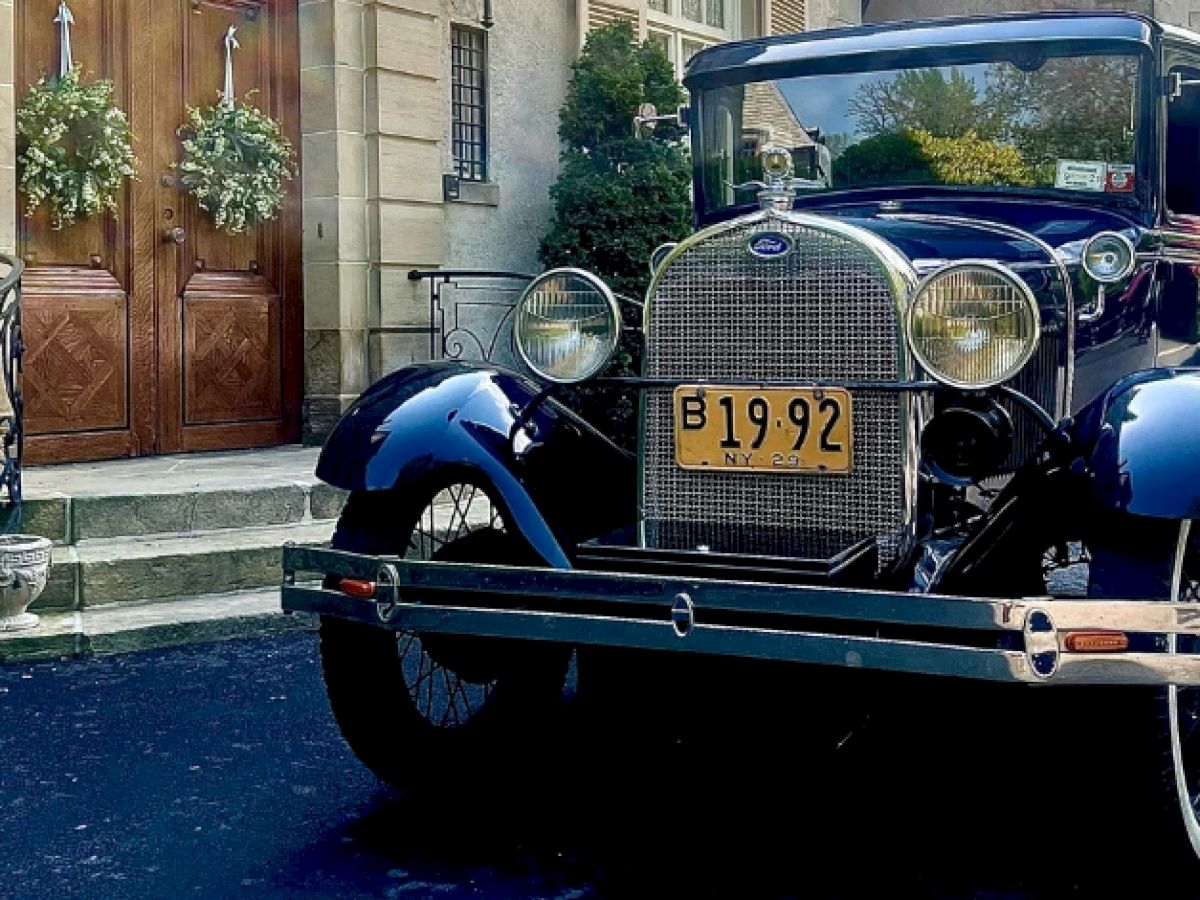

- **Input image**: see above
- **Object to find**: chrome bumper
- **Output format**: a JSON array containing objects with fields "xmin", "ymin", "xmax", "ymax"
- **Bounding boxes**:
[{"xmin": 281, "ymin": 545, "xmax": 1200, "ymax": 686}]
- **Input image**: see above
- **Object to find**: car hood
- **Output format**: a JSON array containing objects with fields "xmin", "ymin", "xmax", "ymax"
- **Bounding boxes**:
[{"xmin": 781, "ymin": 196, "xmax": 1143, "ymax": 267}]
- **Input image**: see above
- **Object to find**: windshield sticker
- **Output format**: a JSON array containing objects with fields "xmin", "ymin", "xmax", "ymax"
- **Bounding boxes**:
[
  {"xmin": 1105, "ymin": 164, "xmax": 1135, "ymax": 193},
  {"xmin": 1055, "ymin": 160, "xmax": 1106, "ymax": 192}
]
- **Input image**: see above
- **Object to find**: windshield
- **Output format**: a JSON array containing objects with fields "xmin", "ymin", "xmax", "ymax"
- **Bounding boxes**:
[{"xmin": 697, "ymin": 52, "xmax": 1142, "ymax": 214}]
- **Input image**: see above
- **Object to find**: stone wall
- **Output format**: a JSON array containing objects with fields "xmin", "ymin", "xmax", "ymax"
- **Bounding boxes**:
[
  {"xmin": 1153, "ymin": 0, "xmax": 1200, "ymax": 28},
  {"xmin": 442, "ymin": 0, "xmax": 575, "ymax": 276},
  {"xmin": 299, "ymin": 0, "xmax": 371, "ymax": 440},
  {"xmin": 804, "ymin": 0, "xmax": 861, "ymax": 30},
  {"xmin": 0, "ymin": 0, "xmax": 12, "ymax": 256},
  {"xmin": 366, "ymin": 0, "xmax": 446, "ymax": 381}
]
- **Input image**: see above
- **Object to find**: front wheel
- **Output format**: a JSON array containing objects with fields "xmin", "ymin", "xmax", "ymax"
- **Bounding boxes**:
[
  {"xmin": 1164, "ymin": 522, "xmax": 1200, "ymax": 858},
  {"xmin": 318, "ymin": 482, "xmax": 570, "ymax": 791},
  {"xmin": 1088, "ymin": 517, "xmax": 1200, "ymax": 863}
]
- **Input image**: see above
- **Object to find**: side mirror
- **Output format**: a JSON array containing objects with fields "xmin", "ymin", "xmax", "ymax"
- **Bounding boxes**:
[
  {"xmin": 633, "ymin": 103, "xmax": 689, "ymax": 138},
  {"xmin": 1169, "ymin": 71, "xmax": 1200, "ymax": 101}
]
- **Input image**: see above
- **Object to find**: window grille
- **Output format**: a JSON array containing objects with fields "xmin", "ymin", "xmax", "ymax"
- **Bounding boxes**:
[
  {"xmin": 451, "ymin": 25, "xmax": 487, "ymax": 182},
  {"xmin": 588, "ymin": 0, "xmax": 637, "ymax": 29},
  {"xmin": 770, "ymin": 0, "xmax": 806, "ymax": 35}
]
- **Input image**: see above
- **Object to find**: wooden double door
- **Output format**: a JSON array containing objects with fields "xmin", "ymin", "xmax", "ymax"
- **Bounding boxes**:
[{"xmin": 18, "ymin": 0, "xmax": 301, "ymax": 463}]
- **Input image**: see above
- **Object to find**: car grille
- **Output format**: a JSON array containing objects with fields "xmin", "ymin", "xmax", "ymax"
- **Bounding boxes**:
[{"xmin": 641, "ymin": 215, "xmax": 911, "ymax": 565}]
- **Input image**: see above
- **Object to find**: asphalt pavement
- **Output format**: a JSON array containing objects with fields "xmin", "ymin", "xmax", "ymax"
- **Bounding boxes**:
[{"xmin": 1, "ymin": 632, "xmax": 1197, "ymax": 899}]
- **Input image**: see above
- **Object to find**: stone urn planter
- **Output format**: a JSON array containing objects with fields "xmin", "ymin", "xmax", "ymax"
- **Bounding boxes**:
[{"xmin": 0, "ymin": 535, "xmax": 52, "ymax": 632}]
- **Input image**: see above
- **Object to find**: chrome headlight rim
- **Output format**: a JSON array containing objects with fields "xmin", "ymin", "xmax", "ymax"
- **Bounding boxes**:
[
  {"xmin": 513, "ymin": 267, "xmax": 621, "ymax": 385},
  {"xmin": 905, "ymin": 259, "xmax": 1042, "ymax": 391},
  {"xmin": 1081, "ymin": 230, "xmax": 1136, "ymax": 283}
]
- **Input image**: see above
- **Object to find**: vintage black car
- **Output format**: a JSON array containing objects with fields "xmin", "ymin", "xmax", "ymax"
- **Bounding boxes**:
[{"xmin": 284, "ymin": 12, "xmax": 1200, "ymax": 857}]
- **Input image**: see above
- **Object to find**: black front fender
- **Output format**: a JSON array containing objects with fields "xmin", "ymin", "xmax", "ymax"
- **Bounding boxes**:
[
  {"xmin": 316, "ymin": 361, "xmax": 636, "ymax": 568},
  {"xmin": 1075, "ymin": 367, "xmax": 1200, "ymax": 519}
]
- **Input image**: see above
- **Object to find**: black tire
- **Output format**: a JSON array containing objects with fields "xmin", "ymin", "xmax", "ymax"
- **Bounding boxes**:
[
  {"xmin": 1086, "ymin": 516, "xmax": 1200, "ymax": 866},
  {"xmin": 318, "ymin": 481, "xmax": 570, "ymax": 791}
]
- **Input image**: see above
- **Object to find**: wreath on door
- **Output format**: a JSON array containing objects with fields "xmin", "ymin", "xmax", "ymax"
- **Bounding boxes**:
[
  {"xmin": 176, "ymin": 95, "xmax": 297, "ymax": 235},
  {"xmin": 16, "ymin": 66, "xmax": 138, "ymax": 230}
]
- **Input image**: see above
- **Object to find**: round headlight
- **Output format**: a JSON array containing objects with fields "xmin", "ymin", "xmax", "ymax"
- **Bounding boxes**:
[
  {"xmin": 906, "ymin": 262, "xmax": 1041, "ymax": 390},
  {"xmin": 1081, "ymin": 231, "xmax": 1135, "ymax": 283},
  {"xmin": 514, "ymin": 268, "xmax": 620, "ymax": 384}
]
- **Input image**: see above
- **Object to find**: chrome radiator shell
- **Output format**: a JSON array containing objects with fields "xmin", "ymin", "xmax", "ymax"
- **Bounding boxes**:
[{"xmin": 639, "ymin": 210, "xmax": 922, "ymax": 565}]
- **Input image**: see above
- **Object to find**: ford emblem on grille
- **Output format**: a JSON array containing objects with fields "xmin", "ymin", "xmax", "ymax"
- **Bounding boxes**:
[{"xmin": 747, "ymin": 231, "xmax": 793, "ymax": 258}]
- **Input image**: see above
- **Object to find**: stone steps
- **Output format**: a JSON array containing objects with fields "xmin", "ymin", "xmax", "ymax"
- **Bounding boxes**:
[
  {"xmin": 18, "ymin": 447, "xmax": 346, "ymax": 615},
  {"xmin": 0, "ymin": 587, "xmax": 315, "ymax": 663},
  {"xmin": 44, "ymin": 521, "xmax": 336, "ymax": 609},
  {"xmin": 18, "ymin": 481, "xmax": 346, "ymax": 543}
]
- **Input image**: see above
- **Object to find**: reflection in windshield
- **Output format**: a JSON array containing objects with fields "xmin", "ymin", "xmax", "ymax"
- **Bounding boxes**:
[{"xmin": 699, "ymin": 54, "xmax": 1140, "ymax": 211}]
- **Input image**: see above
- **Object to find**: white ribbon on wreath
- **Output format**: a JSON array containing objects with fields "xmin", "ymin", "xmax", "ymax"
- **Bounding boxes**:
[
  {"xmin": 54, "ymin": 2, "xmax": 74, "ymax": 78},
  {"xmin": 222, "ymin": 25, "xmax": 240, "ymax": 107}
]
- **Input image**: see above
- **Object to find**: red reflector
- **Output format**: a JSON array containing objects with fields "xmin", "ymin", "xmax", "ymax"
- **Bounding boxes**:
[
  {"xmin": 1064, "ymin": 631, "xmax": 1129, "ymax": 653},
  {"xmin": 338, "ymin": 578, "xmax": 377, "ymax": 599}
]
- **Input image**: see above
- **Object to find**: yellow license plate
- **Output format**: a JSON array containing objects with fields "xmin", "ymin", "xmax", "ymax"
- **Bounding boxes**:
[{"xmin": 673, "ymin": 386, "xmax": 853, "ymax": 474}]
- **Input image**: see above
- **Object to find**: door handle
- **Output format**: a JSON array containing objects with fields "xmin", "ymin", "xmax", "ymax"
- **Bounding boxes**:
[{"xmin": 163, "ymin": 227, "xmax": 186, "ymax": 245}]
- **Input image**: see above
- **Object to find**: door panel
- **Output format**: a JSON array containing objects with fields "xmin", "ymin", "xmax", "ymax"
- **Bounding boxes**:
[
  {"xmin": 18, "ymin": 0, "xmax": 300, "ymax": 463},
  {"xmin": 157, "ymin": 0, "xmax": 300, "ymax": 453},
  {"xmin": 23, "ymin": 270, "xmax": 128, "ymax": 434},
  {"xmin": 18, "ymin": 0, "xmax": 152, "ymax": 463},
  {"xmin": 182, "ymin": 274, "xmax": 281, "ymax": 425}
]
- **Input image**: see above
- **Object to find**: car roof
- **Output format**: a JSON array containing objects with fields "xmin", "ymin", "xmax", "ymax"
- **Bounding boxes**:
[{"xmin": 684, "ymin": 11, "xmax": 1176, "ymax": 88}]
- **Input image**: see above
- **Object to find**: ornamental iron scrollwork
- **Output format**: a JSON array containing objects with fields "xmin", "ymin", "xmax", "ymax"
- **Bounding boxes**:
[
  {"xmin": 407, "ymin": 269, "xmax": 534, "ymax": 369},
  {"xmin": 0, "ymin": 255, "xmax": 25, "ymax": 511}
]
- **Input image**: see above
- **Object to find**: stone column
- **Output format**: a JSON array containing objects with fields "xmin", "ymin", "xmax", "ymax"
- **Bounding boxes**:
[
  {"xmin": 799, "ymin": 0, "xmax": 860, "ymax": 30},
  {"xmin": 299, "ymin": 0, "xmax": 371, "ymax": 442},
  {"xmin": 0, "ymin": 0, "xmax": 14, "ymax": 256},
  {"xmin": 365, "ymin": 0, "xmax": 445, "ymax": 381}
]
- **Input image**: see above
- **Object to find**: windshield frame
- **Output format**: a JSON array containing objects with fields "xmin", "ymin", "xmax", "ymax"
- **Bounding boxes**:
[{"xmin": 688, "ymin": 38, "xmax": 1158, "ymax": 226}]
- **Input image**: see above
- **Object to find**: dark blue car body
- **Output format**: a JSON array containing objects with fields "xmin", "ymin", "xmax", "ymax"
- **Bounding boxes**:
[
  {"xmin": 288, "ymin": 17, "xmax": 1200, "ymax": 859},
  {"xmin": 318, "ymin": 10, "xmax": 1200, "ymax": 585}
]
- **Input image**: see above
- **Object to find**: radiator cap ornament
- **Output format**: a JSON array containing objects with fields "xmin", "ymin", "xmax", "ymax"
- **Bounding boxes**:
[{"xmin": 748, "ymin": 231, "xmax": 793, "ymax": 259}]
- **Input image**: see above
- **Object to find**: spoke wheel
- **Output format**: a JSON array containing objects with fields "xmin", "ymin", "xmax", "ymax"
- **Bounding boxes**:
[
  {"xmin": 318, "ymin": 482, "xmax": 569, "ymax": 791},
  {"xmin": 1167, "ymin": 521, "xmax": 1200, "ymax": 855}
]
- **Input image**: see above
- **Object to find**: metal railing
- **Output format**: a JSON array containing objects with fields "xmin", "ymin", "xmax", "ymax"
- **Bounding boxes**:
[
  {"xmin": 407, "ymin": 269, "xmax": 533, "ymax": 365},
  {"xmin": 0, "ymin": 255, "xmax": 23, "ymax": 507}
]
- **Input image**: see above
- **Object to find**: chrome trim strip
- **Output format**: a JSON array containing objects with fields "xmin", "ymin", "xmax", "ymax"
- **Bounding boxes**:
[
  {"xmin": 1138, "ymin": 248, "xmax": 1200, "ymax": 266},
  {"xmin": 1167, "ymin": 521, "xmax": 1197, "ymax": 854},
  {"xmin": 879, "ymin": 212, "xmax": 1076, "ymax": 416},
  {"xmin": 915, "ymin": 258, "xmax": 1069, "ymax": 275},
  {"xmin": 282, "ymin": 545, "xmax": 1200, "ymax": 634},
  {"xmin": 281, "ymin": 547, "xmax": 1200, "ymax": 687}
]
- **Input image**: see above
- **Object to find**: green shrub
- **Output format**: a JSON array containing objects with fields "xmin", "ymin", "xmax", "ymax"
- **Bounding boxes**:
[
  {"xmin": 911, "ymin": 130, "xmax": 1033, "ymax": 188},
  {"xmin": 538, "ymin": 21, "xmax": 691, "ymax": 444},
  {"xmin": 834, "ymin": 131, "xmax": 933, "ymax": 189},
  {"xmin": 834, "ymin": 129, "xmax": 1034, "ymax": 190}
]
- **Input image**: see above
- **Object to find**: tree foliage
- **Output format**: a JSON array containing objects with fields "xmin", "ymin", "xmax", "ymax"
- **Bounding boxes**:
[
  {"xmin": 846, "ymin": 57, "xmax": 1138, "ymax": 188},
  {"xmin": 834, "ymin": 131, "xmax": 932, "ymax": 188},
  {"xmin": 834, "ymin": 129, "xmax": 1033, "ymax": 190},
  {"xmin": 540, "ymin": 20, "xmax": 690, "ymax": 298},
  {"xmin": 911, "ymin": 130, "xmax": 1033, "ymax": 187},
  {"xmin": 539, "ymin": 21, "xmax": 691, "ymax": 441},
  {"xmin": 983, "ymin": 55, "xmax": 1138, "ymax": 182},
  {"xmin": 849, "ymin": 67, "xmax": 989, "ymax": 139},
  {"xmin": 556, "ymin": 20, "xmax": 685, "ymax": 154}
]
